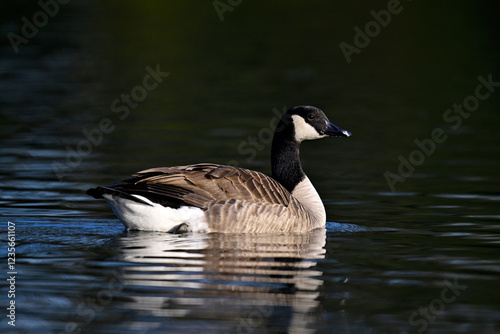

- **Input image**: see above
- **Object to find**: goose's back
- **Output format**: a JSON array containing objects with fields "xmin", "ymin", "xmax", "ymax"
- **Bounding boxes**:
[{"xmin": 128, "ymin": 163, "xmax": 316, "ymax": 233}]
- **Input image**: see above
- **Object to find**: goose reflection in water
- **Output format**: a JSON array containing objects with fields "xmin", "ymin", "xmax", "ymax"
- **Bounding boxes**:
[{"xmin": 106, "ymin": 228, "xmax": 327, "ymax": 333}]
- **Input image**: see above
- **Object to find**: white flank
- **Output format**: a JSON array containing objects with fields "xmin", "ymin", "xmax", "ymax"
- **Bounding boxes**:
[
  {"xmin": 103, "ymin": 194, "xmax": 208, "ymax": 232},
  {"xmin": 291, "ymin": 176, "xmax": 326, "ymax": 225},
  {"xmin": 291, "ymin": 115, "xmax": 324, "ymax": 142}
]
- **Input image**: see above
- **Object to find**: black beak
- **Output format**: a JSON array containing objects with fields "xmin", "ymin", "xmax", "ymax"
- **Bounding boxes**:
[{"xmin": 324, "ymin": 120, "xmax": 352, "ymax": 137}]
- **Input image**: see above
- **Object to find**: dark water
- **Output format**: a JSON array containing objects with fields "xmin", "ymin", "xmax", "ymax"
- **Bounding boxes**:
[{"xmin": 1, "ymin": 1, "xmax": 500, "ymax": 333}]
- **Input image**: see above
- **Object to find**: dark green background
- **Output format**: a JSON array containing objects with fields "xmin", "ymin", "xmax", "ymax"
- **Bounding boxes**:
[{"xmin": 1, "ymin": 1, "xmax": 499, "ymax": 333}]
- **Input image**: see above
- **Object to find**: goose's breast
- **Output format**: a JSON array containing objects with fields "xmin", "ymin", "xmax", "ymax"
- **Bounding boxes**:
[{"xmin": 291, "ymin": 177, "xmax": 326, "ymax": 225}]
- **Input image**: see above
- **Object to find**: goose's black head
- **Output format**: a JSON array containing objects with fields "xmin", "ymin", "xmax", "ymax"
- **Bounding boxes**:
[{"xmin": 277, "ymin": 106, "xmax": 351, "ymax": 143}]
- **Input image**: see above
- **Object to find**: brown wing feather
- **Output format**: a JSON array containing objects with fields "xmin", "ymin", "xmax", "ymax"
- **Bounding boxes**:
[{"xmin": 131, "ymin": 163, "xmax": 292, "ymax": 209}]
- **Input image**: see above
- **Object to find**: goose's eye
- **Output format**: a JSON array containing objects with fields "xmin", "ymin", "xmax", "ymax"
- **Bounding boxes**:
[{"xmin": 307, "ymin": 114, "xmax": 315, "ymax": 120}]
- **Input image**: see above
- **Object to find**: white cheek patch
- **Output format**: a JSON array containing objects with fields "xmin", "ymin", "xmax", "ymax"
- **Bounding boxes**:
[{"xmin": 292, "ymin": 115, "xmax": 324, "ymax": 142}]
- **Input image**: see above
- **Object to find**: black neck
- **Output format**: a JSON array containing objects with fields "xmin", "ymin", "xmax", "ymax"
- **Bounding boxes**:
[{"xmin": 271, "ymin": 123, "xmax": 305, "ymax": 193}]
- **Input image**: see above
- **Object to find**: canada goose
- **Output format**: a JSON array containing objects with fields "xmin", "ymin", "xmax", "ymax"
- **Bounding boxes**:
[{"xmin": 86, "ymin": 106, "xmax": 351, "ymax": 233}]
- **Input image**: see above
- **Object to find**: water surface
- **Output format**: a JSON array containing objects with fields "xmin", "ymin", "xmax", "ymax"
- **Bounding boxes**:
[{"xmin": 1, "ymin": 1, "xmax": 500, "ymax": 333}]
